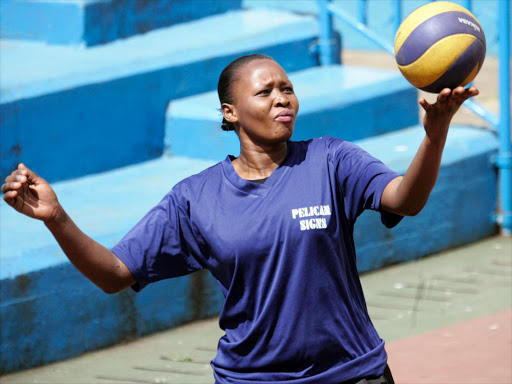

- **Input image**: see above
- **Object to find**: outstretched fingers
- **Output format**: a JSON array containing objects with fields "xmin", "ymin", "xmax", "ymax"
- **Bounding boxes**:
[
  {"xmin": 449, "ymin": 86, "xmax": 466, "ymax": 103},
  {"xmin": 420, "ymin": 86, "xmax": 480, "ymax": 114},
  {"xmin": 458, "ymin": 86, "xmax": 479, "ymax": 102},
  {"xmin": 437, "ymin": 88, "xmax": 452, "ymax": 103},
  {"xmin": 443, "ymin": 86, "xmax": 479, "ymax": 105},
  {"xmin": 419, "ymin": 97, "xmax": 432, "ymax": 113}
]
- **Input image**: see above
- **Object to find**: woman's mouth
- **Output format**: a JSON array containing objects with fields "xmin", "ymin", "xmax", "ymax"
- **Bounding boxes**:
[{"xmin": 275, "ymin": 110, "xmax": 294, "ymax": 122}]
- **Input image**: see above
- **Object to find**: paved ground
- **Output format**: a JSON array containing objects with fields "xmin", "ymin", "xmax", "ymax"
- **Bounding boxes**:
[
  {"xmin": 1, "ymin": 235, "xmax": 510, "ymax": 384},
  {"xmin": 388, "ymin": 308, "xmax": 512, "ymax": 384}
]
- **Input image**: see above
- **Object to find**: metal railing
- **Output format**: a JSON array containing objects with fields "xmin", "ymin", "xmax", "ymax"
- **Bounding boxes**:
[{"xmin": 316, "ymin": 0, "xmax": 511, "ymax": 235}]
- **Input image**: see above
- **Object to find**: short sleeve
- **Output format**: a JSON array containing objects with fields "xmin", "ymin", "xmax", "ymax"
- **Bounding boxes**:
[
  {"xmin": 111, "ymin": 189, "xmax": 203, "ymax": 292},
  {"xmin": 332, "ymin": 140, "xmax": 403, "ymax": 228}
]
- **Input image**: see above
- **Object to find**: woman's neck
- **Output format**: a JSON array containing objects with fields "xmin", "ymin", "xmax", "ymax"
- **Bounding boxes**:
[{"xmin": 232, "ymin": 142, "xmax": 287, "ymax": 180}]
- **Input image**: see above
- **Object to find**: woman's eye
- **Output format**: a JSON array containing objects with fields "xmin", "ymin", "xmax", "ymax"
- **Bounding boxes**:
[{"xmin": 284, "ymin": 87, "xmax": 294, "ymax": 93}]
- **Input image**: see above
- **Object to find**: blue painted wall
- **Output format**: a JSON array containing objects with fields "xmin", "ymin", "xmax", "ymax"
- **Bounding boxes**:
[
  {"xmin": 0, "ymin": 0, "xmax": 242, "ymax": 46},
  {"xmin": 0, "ymin": 0, "xmax": 84, "ymax": 44},
  {"xmin": 0, "ymin": 264, "xmax": 224, "ymax": 374},
  {"xmin": 0, "ymin": 26, "xmax": 321, "ymax": 183}
]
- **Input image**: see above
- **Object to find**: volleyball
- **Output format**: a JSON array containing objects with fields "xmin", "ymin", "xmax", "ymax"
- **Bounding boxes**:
[{"xmin": 394, "ymin": 1, "xmax": 486, "ymax": 93}]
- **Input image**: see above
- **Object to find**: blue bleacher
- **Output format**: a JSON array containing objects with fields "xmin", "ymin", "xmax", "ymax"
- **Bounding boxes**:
[
  {"xmin": 166, "ymin": 65, "xmax": 417, "ymax": 160},
  {"xmin": 0, "ymin": 9, "xmax": 327, "ymax": 184},
  {"xmin": 0, "ymin": 0, "xmax": 242, "ymax": 46},
  {"xmin": 0, "ymin": 0, "xmax": 500, "ymax": 374}
]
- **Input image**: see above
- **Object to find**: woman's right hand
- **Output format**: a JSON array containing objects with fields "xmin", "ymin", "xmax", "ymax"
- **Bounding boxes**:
[
  {"xmin": 2, "ymin": 163, "xmax": 135, "ymax": 293},
  {"xmin": 2, "ymin": 163, "xmax": 61, "ymax": 223}
]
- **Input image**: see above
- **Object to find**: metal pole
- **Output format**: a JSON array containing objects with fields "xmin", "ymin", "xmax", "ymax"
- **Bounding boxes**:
[
  {"xmin": 497, "ymin": 0, "xmax": 511, "ymax": 235},
  {"xmin": 358, "ymin": 0, "xmax": 367, "ymax": 25},
  {"xmin": 328, "ymin": 2, "xmax": 395, "ymax": 55},
  {"xmin": 392, "ymin": 0, "xmax": 401, "ymax": 36},
  {"xmin": 463, "ymin": 0, "xmax": 472, "ymax": 12},
  {"xmin": 317, "ymin": 0, "xmax": 334, "ymax": 66}
]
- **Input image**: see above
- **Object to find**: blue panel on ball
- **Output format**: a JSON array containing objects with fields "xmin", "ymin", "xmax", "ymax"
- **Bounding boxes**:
[
  {"xmin": 421, "ymin": 38, "xmax": 485, "ymax": 93},
  {"xmin": 396, "ymin": 11, "xmax": 486, "ymax": 66}
]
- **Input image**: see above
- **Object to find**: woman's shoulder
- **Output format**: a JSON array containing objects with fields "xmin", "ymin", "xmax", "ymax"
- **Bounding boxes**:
[{"xmin": 170, "ymin": 160, "xmax": 225, "ymax": 200}]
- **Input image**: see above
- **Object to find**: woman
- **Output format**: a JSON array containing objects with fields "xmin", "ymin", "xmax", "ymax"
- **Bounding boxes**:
[{"xmin": 2, "ymin": 54, "xmax": 478, "ymax": 383}]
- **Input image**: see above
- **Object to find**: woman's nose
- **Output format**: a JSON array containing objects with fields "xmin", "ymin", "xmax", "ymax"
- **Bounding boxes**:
[{"xmin": 274, "ymin": 92, "xmax": 290, "ymax": 106}]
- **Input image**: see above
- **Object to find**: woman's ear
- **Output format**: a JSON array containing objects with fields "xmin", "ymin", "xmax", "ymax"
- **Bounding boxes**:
[{"xmin": 221, "ymin": 103, "xmax": 238, "ymax": 124}]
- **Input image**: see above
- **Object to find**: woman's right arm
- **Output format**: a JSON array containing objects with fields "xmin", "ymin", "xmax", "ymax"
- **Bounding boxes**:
[{"xmin": 2, "ymin": 163, "xmax": 135, "ymax": 294}]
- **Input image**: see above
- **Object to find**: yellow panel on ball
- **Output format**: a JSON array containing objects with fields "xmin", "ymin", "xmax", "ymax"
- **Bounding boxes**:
[
  {"xmin": 394, "ymin": 1, "xmax": 476, "ymax": 54},
  {"xmin": 397, "ymin": 34, "xmax": 476, "ymax": 88},
  {"xmin": 394, "ymin": 1, "xmax": 486, "ymax": 93},
  {"xmin": 461, "ymin": 63, "xmax": 481, "ymax": 87}
]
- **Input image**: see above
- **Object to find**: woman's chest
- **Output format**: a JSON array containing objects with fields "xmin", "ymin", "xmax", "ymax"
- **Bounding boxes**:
[{"xmin": 193, "ymin": 168, "xmax": 342, "ymax": 269}]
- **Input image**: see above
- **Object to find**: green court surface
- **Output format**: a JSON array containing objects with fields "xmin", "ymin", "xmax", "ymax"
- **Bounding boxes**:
[{"xmin": 2, "ymin": 235, "xmax": 510, "ymax": 384}]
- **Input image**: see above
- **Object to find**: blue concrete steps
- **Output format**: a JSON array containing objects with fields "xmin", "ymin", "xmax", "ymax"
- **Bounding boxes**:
[
  {"xmin": 0, "ymin": 9, "xmax": 326, "ymax": 184},
  {"xmin": 0, "ymin": 125, "xmax": 498, "ymax": 373},
  {"xmin": 354, "ymin": 125, "xmax": 498, "ymax": 272},
  {"xmin": 165, "ymin": 65, "xmax": 418, "ymax": 160},
  {"xmin": 0, "ymin": 0, "xmax": 242, "ymax": 46}
]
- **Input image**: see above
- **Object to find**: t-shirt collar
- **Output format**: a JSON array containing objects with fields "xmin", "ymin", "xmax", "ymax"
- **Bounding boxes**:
[{"xmin": 221, "ymin": 142, "xmax": 295, "ymax": 197}]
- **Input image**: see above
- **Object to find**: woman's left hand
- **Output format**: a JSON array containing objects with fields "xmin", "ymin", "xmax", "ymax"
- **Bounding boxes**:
[{"xmin": 419, "ymin": 86, "xmax": 479, "ymax": 144}]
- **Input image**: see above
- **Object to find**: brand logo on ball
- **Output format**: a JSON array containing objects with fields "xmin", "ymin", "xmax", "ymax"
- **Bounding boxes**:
[{"xmin": 458, "ymin": 17, "xmax": 481, "ymax": 32}]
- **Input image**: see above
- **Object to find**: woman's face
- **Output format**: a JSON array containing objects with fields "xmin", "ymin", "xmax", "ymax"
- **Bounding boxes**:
[{"xmin": 223, "ymin": 59, "xmax": 299, "ymax": 145}]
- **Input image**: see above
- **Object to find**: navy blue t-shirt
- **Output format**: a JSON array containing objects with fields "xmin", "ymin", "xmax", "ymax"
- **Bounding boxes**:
[{"xmin": 112, "ymin": 137, "xmax": 403, "ymax": 383}]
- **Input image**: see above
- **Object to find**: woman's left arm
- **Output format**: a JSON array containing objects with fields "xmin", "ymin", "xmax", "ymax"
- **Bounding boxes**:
[{"xmin": 381, "ymin": 86, "xmax": 479, "ymax": 216}]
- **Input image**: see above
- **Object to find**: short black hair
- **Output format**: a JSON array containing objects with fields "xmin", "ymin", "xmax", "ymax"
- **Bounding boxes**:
[{"xmin": 217, "ymin": 54, "xmax": 276, "ymax": 132}]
